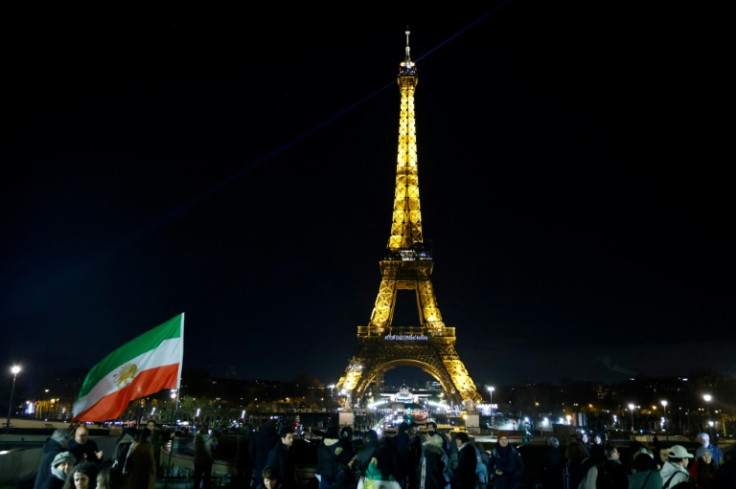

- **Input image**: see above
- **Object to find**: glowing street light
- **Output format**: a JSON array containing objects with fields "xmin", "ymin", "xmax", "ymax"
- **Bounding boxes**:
[
  {"xmin": 703, "ymin": 394, "xmax": 713, "ymax": 432},
  {"xmin": 487, "ymin": 386, "xmax": 495, "ymax": 426},
  {"xmin": 6, "ymin": 365, "xmax": 21, "ymax": 433},
  {"xmin": 661, "ymin": 400, "xmax": 668, "ymax": 440},
  {"xmin": 628, "ymin": 403, "xmax": 636, "ymax": 433}
]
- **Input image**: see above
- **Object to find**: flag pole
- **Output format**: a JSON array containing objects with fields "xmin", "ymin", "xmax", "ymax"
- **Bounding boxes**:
[{"xmin": 166, "ymin": 312, "xmax": 185, "ymax": 481}]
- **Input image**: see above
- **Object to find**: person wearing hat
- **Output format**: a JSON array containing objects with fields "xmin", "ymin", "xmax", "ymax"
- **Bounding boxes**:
[
  {"xmin": 696, "ymin": 432, "xmax": 723, "ymax": 468},
  {"xmin": 40, "ymin": 451, "xmax": 76, "ymax": 489},
  {"xmin": 690, "ymin": 446, "xmax": 716, "ymax": 489},
  {"xmin": 34, "ymin": 428, "xmax": 69, "ymax": 489},
  {"xmin": 659, "ymin": 445, "xmax": 694, "ymax": 489}
]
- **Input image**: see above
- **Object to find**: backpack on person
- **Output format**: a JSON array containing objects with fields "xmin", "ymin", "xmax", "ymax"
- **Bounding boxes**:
[{"xmin": 474, "ymin": 445, "xmax": 489, "ymax": 489}]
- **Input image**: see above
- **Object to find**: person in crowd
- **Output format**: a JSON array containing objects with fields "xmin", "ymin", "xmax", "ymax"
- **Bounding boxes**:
[
  {"xmin": 123, "ymin": 427, "xmax": 156, "ymax": 489},
  {"xmin": 595, "ymin": 445, "xmax": 628, "ymax": 489},
  {"xmin": 266, "ymin": 427, "xmax": 297, "ymax": 489},
  {"xmin": 110, "ymin": 427, "xmax": 136, "ymax": 488},
  {"xmin": 146, "ymin": 420, "xmax": 169, "ymax": 475},
  {"xmin": 67, "ymin": 425, "xmax": 103, "ymax": 465},
  {"xmin": 236, "ymin": 423, "xmax": 255, "ymax": 489},
  {"xmin": 453, "ymin": 432, "xmax": 476, "ymax": 489},
  {"xmin": 474, "ymin": 442, "xmax": 490, "ymax": 489},
  {"xmin": 34, "ymin": 428, "xmax": 70, "ymax": 489},
  {"xmin": 690, "ymin": 446, "xmax": 717, "ymax": 489},
  {"xmin": 336, "ymin": 426, "xmax": 358, "ymax": 489},
  {"xmin": 712, "ymin": 445, "xmax": 735, "ymax": 489},
  {"xmin": 193, "ymin": 424, "xmax": 218, "ymax": 489},
  {"xmin": 541, "ymin": 437, "xmax": 564, "ymax": 489},
  {"xmin": 95, "ymin": 467, "xmax": 111, "ymax": 489},
  {"xmin": 354, "ymin": 429, "xmax": 380, "ymax": 477},
  {"xmin": 40, "ymin": 451, "xmax": 76, "ymax": 489},
  {"xmin": 419, "ymin": 434, "xmax": 449, "ymax": 489},
  {"xmin": 628, "ymin": 451, "xmax": 662, "ymax": 489},
  {"xmin": 577, "ymin": 443, "xmax": 606, "ymax": 489},
  {"xmin": 251, "ymin": 419, "xmax": 280, "ymax": 489},
  {"xmin": 659, "ymin": 445, "xmax": 693, "ymax": 488},
  {"xmin": 63, "ymin": 461, "xmax": 98, "ymax": 489},
  {"xmin": 696, "ymin": 433, "xmax": 723, "ymax": 468},
  {"xmin": 257, "ymin": 465, "xmax": 282, "ymax": 489},
  {"xmin": 580, "ymin": 433, "xmax": 592, "ymax": 454},
  {"xmin": 394, "ymin": 422, "xmax": 420, "ymax": 489},
  {"xmin": 488, "ymin": 432, "xmax": 523, "ymax": 489},
  {"xmin": 317, "ymin": 426, "xmax": 342, "ymax": 489},
  {"xmin": 656, "ymin": 448, "xmax": 670, "ymax": 471},
  {"xmin": 564, "ymin": 437, "xmax": 590, "ymax": 489}
]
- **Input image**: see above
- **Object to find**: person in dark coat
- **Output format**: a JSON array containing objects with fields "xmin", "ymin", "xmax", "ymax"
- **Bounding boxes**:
[
  {"xmin": 67, "ymin": 425, "xmax": 103, "ymax": 465},
  {"xmin": 266, "ymin": 427, "xmax": 297, "ymax": 489},
  {"xmin": 542, "ymin": 437, "xmax": 564, "ymax": 489},
  {"xmin": 317, "ymin": 426, "xmax": 342, "ymax": 489},
  {"xmin": 354, "ymin": 430, "xmax": 379, "ymax": 477},
  {"xmin": 419, "ymin": 434, "xmax": 449, "ymax": 489},
  {"xmin": 40, "ymin": 451, "xmax": 76, "ymax": 489},
  {"xmin": 394, "ymin": 422, "xmax": 421, "ymax": 489},
  {"xmin": 488, "ymin": 432, "xmax": 524, "ymax": 489},
  {"xmin": 251, "ymin": 420, "xmax": 281, "ymax": 489},
  {"xmin": 34, "ymin": 428, "xmax": 69, "ymax": 489},
  {"xmin": 453, "ymin": 432, "xmax": 476, "ymax": 489},
  {"xmin": 565, "ymin": 439, "xmax": 590, "ymax": 489}
]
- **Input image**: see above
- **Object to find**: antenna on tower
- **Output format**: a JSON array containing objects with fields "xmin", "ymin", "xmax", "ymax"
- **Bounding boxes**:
[{"xmin": 405, "ymin": 28, "xmax": 411, "ymax": 61}]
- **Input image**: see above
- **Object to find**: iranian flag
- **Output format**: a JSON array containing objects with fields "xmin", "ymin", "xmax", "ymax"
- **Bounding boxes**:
[{"xmin": 71, "ymin": 313, "xmax": 184, "ymax": 422}]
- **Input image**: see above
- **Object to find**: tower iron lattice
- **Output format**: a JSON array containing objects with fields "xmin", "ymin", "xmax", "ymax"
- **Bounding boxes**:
[{"xmin": 335, "ymin": 31, "xmax": 482, "ymax": 410}]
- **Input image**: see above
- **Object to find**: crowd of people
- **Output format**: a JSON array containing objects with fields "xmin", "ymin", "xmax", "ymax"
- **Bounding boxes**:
[
  {"xmin": 31, "ymin": 421, "xmax": 166, "ymax": 489},
  {"xmin": 543, "ymin": 431, "xmax": 735, "ymax": 489},
  {"xmin": 30, "ymin": 419, "xmax": 736, "ymax": 489}
]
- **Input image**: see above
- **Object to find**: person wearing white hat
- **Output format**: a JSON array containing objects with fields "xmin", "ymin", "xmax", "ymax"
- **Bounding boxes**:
[
  {"xmin": 659, "ymin": 445, "xmax": 693, "ymax": 489},
  {"xmin": 41, "ymin": 451, "xmax": 76, "ymax": 489}
]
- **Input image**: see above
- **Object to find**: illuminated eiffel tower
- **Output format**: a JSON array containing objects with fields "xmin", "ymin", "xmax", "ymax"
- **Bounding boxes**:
[{"xmin": 335, "ymin": 31, "xmax": 482, "ymax": 409}]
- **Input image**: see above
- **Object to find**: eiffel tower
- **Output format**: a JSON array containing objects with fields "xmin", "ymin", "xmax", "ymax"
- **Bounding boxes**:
[{"xmin": 335, "ymin": 31, "xmax": 482, "ymax": 409}]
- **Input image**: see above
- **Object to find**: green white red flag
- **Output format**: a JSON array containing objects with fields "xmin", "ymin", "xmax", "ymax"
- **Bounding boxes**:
[{"xmin": 71, "ymin": 313, "xmax": 184, "ymax": 422}]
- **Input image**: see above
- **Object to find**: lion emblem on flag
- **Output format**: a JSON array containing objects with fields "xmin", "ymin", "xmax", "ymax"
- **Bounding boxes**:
[{"xmin": 115, "ymin": 363, "xmax": 138, "ymax": 389}]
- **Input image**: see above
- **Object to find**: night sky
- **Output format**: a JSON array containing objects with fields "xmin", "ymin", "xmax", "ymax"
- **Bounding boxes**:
[{"xmin": 2, "ymin": 4, "xmax": 733, "ymax": 396}]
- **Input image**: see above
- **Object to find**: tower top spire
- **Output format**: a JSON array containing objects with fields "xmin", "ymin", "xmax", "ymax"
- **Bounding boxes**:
[
  {"xmin": 399, "ymin": 29, "xmax": 416, "ymax": 76},
  {"xmin": 404, "ymin": 29, "xmax": 411, "ymax": 62}
]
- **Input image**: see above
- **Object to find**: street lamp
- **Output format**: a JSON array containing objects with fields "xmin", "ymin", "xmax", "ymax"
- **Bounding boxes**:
[
  {"xmin": 703, "ymin": 394, "xmax": 712, "ymax": 434},
  {"xmin": 6, "ymin": 365, "xmax": 21, "ymax": 432},
  {"xmin": 628, "ymin": 403, "xmax": 636, "ymax": 433},
  {"xmin": 487, "ymin": 386, "xmax": 495, "ymax": 426},
  {"xmin": 660, "ymin": 400, "xmax": 668, "ymax": 441}
]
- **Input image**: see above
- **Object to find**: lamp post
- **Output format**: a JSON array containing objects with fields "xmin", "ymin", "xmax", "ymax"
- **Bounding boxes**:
[
  {"xmin": 487, "ymin": 386, "xmax": 495, "ymax": 427},
  {"xmin": 703, "ymin": 394, "xmax": 712, "ymax": 434},
  {"xmin": 660, "ymin": 400, "xmax": 668, "ymax": 441},
  {"xmin": 628, "ymin": 403, "xmax": 636, "ymax": 433},
  {"xmin": 6, "ymin": 365, "xmax": 21, "ymax": 433}
]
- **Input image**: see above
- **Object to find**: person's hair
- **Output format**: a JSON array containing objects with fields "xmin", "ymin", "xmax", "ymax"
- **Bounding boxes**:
[
  {"xmin": 63, "ymin": 461, "xmax": 98, "ymax": 489},
  {"xmin": 455, "ymin": 431, "xmax": 470, "ymax": 443},
  {"xmin": 565, "ymin": 440, "xmax": 590, "ymax": 460},
  {"xmin": 427, "ymin": 421, "xmax": 437, "ymax": 430},
  {"xmin": 604, "ymin": 444, "xmax": 618, "ymax": 458},
  {"xmin": 96, "ymin": 467, "xmax": 111, "ymax": 489},
  {"xmin": 147, "ymin": 420, "xmax": 157, "ymax": 427},
  {"xmin": 137, "ymin": 428, "xmax": 152, "ymax": 443},
  {"xmin": 51, "ymin": 428, "xmax": 68, "ymax": 443},
  {"xmin": 262, "ymin": 465, "xmax": 280, "ymax": 480},
  {"xmin": 633, "ymin": 452, "xmax": 656, "ymax": 472},
  {"xmin": 279, "ymin": 427, "xmax": 294, "ymax": 439},
  {"xmin": 364, "ymin": 429, "xmax": 379, "ymax": 446},
  {"xmin": 340, "ymin": 426, "xmax": 353, "ymax": 440}
]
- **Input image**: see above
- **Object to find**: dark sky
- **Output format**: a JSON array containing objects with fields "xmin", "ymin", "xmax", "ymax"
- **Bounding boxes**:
[{"xmin": 2, "ymin": 4, "xmax": 733, "ymax": 395}]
